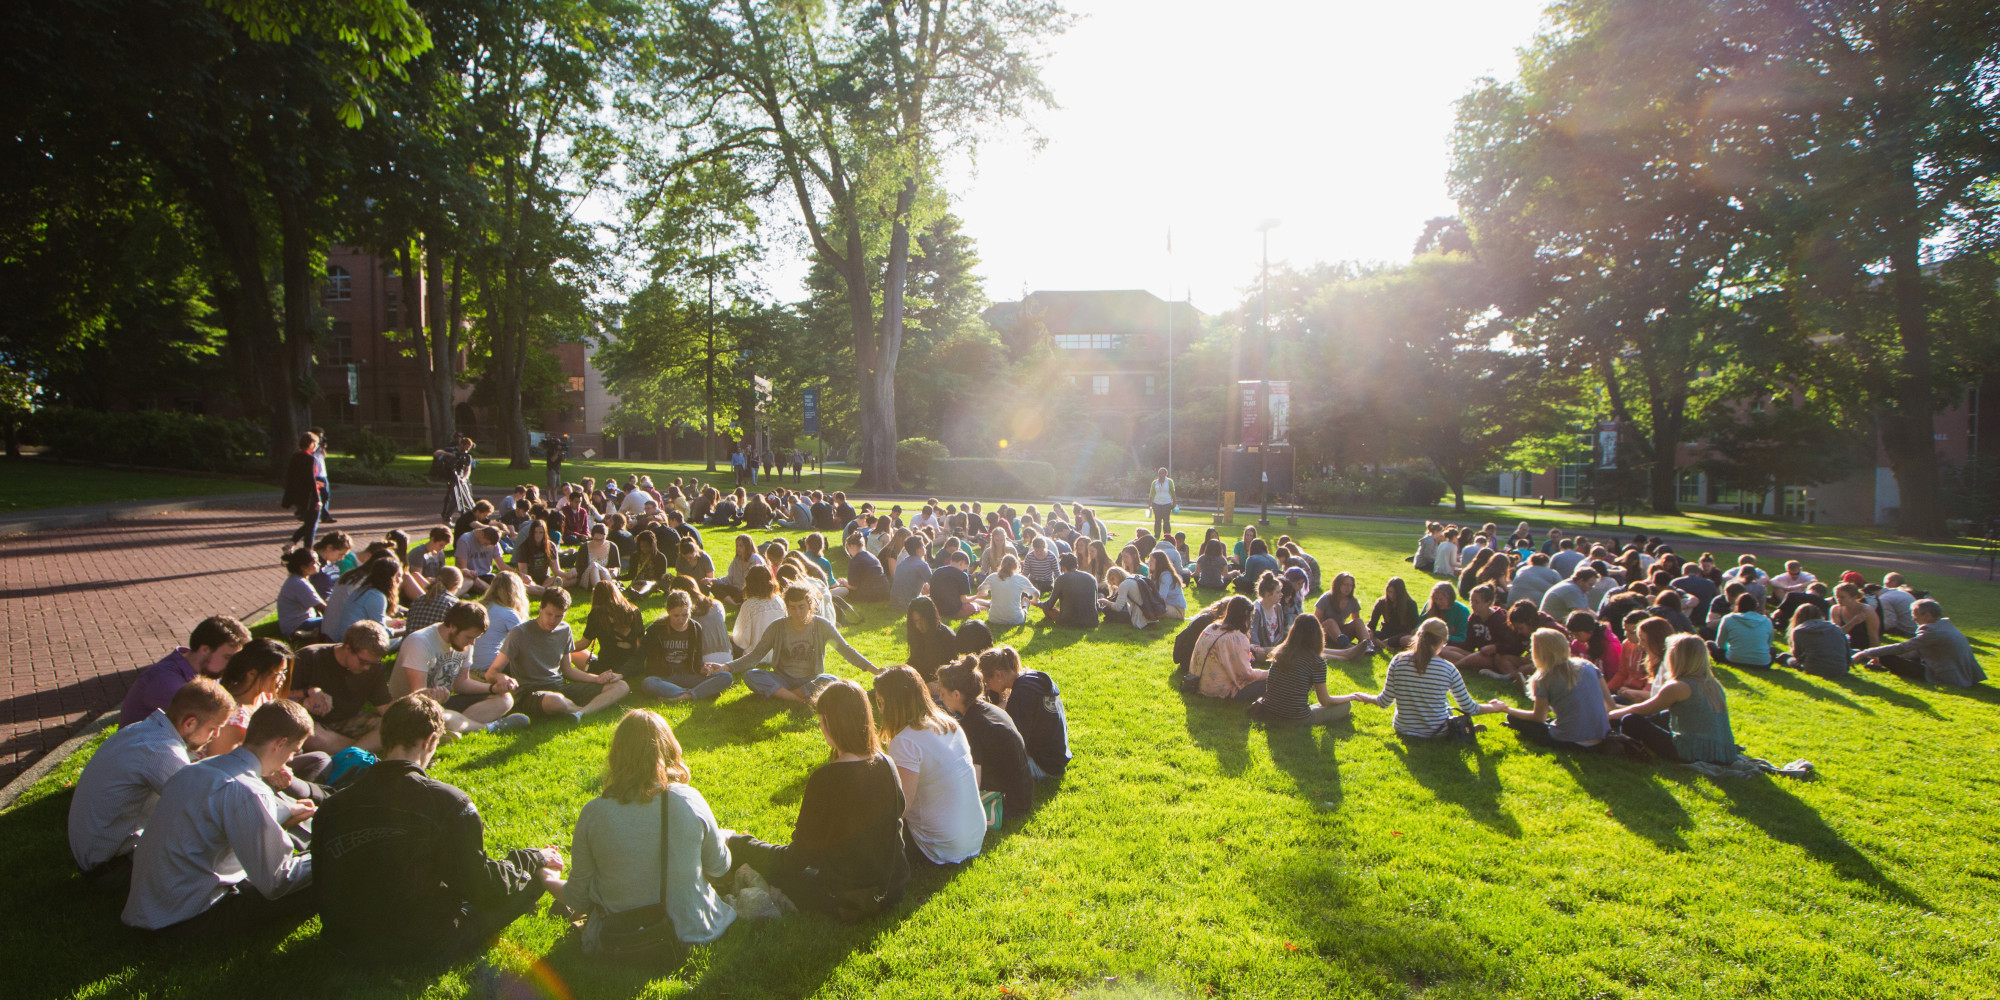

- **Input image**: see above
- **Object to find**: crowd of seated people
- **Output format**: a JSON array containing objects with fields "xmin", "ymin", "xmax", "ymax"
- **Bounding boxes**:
[{"xmin": 62, "ymin": 482, "xmax": 1985, "ymax": 957}]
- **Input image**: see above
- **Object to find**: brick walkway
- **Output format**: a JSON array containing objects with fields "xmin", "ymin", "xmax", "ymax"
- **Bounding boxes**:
[{"xmin": 0, "ymin": 489, "xmax": 462, "ymax": 787}]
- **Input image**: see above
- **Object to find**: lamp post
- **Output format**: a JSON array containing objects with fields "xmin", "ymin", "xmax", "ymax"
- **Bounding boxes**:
[{"xmin": 1256, "ymin": 218, "xmax": 1279, "ymax": 526}]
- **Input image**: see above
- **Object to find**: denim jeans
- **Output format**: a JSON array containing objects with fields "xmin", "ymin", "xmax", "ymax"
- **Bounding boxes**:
[
  {"xmin": 744, "ymin": 669, "xmax": 837, "ymax": 699},
  {"xmin": 641, "ymin": 672, "xmax": 736, "ymax": 700}
]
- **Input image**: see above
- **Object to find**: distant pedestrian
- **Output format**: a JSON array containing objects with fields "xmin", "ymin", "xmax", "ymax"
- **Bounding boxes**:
[
  {"xmin": 1148, "ymin": 468, "xmax": 1175, "ymax": 540},
  {"xmin": 792, "ymin": 450, "xmax": 804, "ymax": 484},
  {"xmin": 282, "ymin": 432, "xmax": 322, "ymax": 555},
  {"xmin": 442, "ymin": 436, "xmax": 476, "ymax": 525},
  {"xmin": 544, "ymin": 434, "xmax": 568, "ymax": 498},
  {"xmin": 311, "ymin": 427, "xmax": 335, "ymax": 523}
]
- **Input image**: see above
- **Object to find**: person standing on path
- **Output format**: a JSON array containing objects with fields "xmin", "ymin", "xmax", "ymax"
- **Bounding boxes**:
[
  {"xmin": 282, "ymin": 432, "xmax": 323, "ymax": 556},
  {"xmin": 544, "ymin": 433, "xmax": 568, "ymax": 499},
  {"xmin": 310, "ymin": 427, "xmax": 336, "ymax": 523},
  {"xmin": 1149, "ymin": 468, "xmax": 1175, "ymax": 540},
  {"xmin": 442, "ymin": 435, "xmax": 476, "ymax": 526}
]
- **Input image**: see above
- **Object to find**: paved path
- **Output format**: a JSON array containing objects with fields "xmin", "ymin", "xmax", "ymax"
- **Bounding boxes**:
[{"xmin": 0, "ymin": 489, "xmax": 459, "ymax": 788}]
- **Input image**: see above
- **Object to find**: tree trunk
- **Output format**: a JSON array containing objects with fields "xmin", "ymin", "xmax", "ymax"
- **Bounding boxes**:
[
  {"xmin": 860, "ymin": 179, "xmax": 920, "ymax": 492},
  {"xmin": 273, "ymin": 186, "xmax": 317, "ymax": 446},
  {"xmin": 845, "ymin": 251, "xmax": 883, "ymax": 489},
  {"xmin": 423, "ymin": 241, "xmax": 456, "ymax": 448},
  {"xmin": 1882, "ymin": 230, "xmax": 1946, "ymax": 537}
]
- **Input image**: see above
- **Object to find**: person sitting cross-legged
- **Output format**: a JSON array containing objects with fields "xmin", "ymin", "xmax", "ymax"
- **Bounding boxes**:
[
  {"xmin": 392, "ymin": 602, "xmax": 532, "ymax": 735},
  {"xmin": 1853, "ymin": 598, "xmax": 1986, "ymax": 688},
  {"xmin": 720, "ymin": 586, "xmax": 883, "ymax": 703},
  {"xmin": 561, "ymin": 709, "xmax": 737, "ymax": 953},
  {"xmin": 289, "ymin": 622, "xmax": 397, "ymax": 753},
  {"xmin": 639, "ymin": 591, "xmax": 737, "ymax": 702},
  {"xmin": 1248, "ymin": 615, "xmax": 1354, "ymax": 726},
  {"xmin": 122, "ymin": 700, "xmax": 319, "ymax": 932},
  {"xmin": 873, "ymin": 666, "xmax": 986, "ymax": 869},
  {"xmin": 725, "ymin": 680, "xmax": 912, "ymax": 921},
  {"xmin": 313, "ymin": 694, "xmax": 564, "ymax": 961},
  {"xmin": 1039, "ymin": 552, "xmax": 1101, "ymax": 629},
  {"xmin": 935, "ymin": 656, "xmax": 1033, "ymax": 822},
  {"xmin": 1708, "ymin": 593, "xmax": 1776, "ymax": 669},
  {"xmin": 70, "ymin": 678, "xmax": 236, "ymax": 888},
  {"xmin": 1486, "ymin": 627, "xmax": 1611, "ymax": 751},
  {"xmin": 1608, "ymin": 634, "xmax": 1739, "ymax": 763},
  {"xmin": 486, "ymin": 587, "xmax": 631, "ymax": 725},
  {"xmin": 1343, "ymin": 618, "xmax": 1501, "ymax": 739}
]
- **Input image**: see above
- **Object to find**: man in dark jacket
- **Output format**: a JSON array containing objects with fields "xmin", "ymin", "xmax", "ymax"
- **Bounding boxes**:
[
  {"xmin": 281, "ymin": 432, "xmax": 322, "ymax": 555},
  {"xmin": 311, "ymin": 695, "xmax": 563, "ymax": 961},
  {"xmin": 1039, "ymin": 553, "xmax": 1101, "ymax": 629}
]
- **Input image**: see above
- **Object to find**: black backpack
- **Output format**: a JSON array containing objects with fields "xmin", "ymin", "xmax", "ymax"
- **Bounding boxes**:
[{"xmin": 1136, "ymin": 576, "xmax": 1167, "ymax": 622}]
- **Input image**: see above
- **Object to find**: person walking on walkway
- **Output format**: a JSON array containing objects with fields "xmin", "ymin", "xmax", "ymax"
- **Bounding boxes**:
[
  {"xmin": 442, "ymin": 435, "xmax": 476, "ymax": 525},
  {"xmin": 282, "ymin": 432, "xmax": 322, "ymax": 556},
  {"xmin": 310, "ymin": 427, "xmax": 336, "ymax": 524}
]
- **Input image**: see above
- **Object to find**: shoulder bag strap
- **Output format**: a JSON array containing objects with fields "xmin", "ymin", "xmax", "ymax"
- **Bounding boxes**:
[{"xmin": 658, "ymin": 787, "xmax": 673, "ymax": 908}]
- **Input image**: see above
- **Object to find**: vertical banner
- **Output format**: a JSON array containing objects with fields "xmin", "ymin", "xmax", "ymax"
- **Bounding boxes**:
[
  {"xmin": 1266, "ymin": 380, "xmax": 1291, "ymax": 445},
  {"xmin": 346, "ymin": 363, "xmax": 359, "ymax": 406},
  {"xmin": 1597, "ymin": 421, "xmax": 1620, "ymax": 469},
  {"xmin": 1239, "ymin": 380, "xmax": 1265, "ymax": 445},
  {"xmin": 802, "ymin": 388, "xmax": 819, "ymax": 436}
]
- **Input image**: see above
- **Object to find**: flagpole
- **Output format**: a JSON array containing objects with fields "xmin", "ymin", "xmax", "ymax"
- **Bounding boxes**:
[{"xmin": 1165, "ymin": 227, "xmax": 1174, "ymax": 479}]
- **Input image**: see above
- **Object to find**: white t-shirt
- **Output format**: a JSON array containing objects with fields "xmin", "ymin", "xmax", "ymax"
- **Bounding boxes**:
[
  {"xmin": 888, "ymin": 725, "xmax": 986, "ymax": 865},
  {"xmin": 979, "ymin": 573, "xmax": 1041, "ymax": 627},
  {"xmin": 393, "ymin": 623, "xmax": 470, "ymax": 696},
  {"xmin": 731, "ymin": 596, "xmax": 788, "ymax": 664},
  {"xmin": 1770, "ymin": 571, "xmax": 1816, "ymax": 595}
]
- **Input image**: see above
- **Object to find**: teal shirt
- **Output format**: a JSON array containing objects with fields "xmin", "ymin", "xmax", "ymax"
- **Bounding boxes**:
[
  {"xmin": 1717, "ymin": 612, "xmax": 1774, "ymax": 666},
  {"xmin": 1668, "ymin": 679, "xmax": 1737, "ymax": 763},
  {"xmin": 1430, "ymin": 601, "xmax": 1471, "ymax": 643}
]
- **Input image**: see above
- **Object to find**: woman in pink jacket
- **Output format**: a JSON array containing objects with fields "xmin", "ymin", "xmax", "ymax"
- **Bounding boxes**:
[{"xmin": 1188, "ymin": 596, "xmax": 1268, "ymax": 701}]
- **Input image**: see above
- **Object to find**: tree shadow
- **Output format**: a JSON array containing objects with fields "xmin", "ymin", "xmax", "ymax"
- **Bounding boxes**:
[
  {"xmin": 1714, "ymin": 777, "xmax": 1934, "ymax": 912},
  {"xmin": 1387, "ymin": 738, "xmax": 1521, "ymax": 838},
  {"xmin": 1554, "ymin": 752, "xmax": 1693, "ymax": 851}
]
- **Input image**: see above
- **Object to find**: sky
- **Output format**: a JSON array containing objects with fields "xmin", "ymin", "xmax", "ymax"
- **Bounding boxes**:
[{"xmin": 938, "ymin": 0, "xmax": 1552, "ymax": 313}]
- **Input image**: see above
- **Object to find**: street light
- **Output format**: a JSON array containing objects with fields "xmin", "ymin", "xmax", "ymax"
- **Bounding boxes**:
[{"xmin": 1255, "ymin": 219, "xmax": 1279, "ymax": 526}]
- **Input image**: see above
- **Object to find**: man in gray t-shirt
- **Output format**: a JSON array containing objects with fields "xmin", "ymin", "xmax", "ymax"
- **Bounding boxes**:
[
  {"xmin": 722, "ymin": 587, "xmax": 880, "ymax": 703},
  {"xmin": 487, "ymin": 588, "xmax": 629, "ymax": 722},
  {"xmin": 1781, "ymin": 606, "xmax": 1850, "ymax": 677}
]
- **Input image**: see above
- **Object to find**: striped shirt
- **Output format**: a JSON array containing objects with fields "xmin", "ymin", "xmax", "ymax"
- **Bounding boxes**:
[
  {"xmin": 1376, "ymin": 652, "xmax": 1478, "ymax": 737},
  {"xmin": 1021, "ymin": 551, "xmax": 1060, "ymax": 588}
]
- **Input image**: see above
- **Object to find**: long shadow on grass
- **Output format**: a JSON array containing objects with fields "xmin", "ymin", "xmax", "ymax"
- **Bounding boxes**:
[
  {"xmin": 1181, "ymin": 693, "xmax": 1253, "ymax": 776},
  {"xmin": 1746, "ymin": 668, "xmax": 1875, "ymax": 715},
  {"xmin": 1264, "ymin": 719, "xmax": 1349, "ymax": 810},
  {"xmin": 1387, "ymin": 740, "xmax": 1521, "ymax": 838},
  {"xmin": 1827, "ymin": 672, "xmax": 1942, "ymax": 719},
  {"xmin": 1715, "ymin": 778, "xmax": 1934, "ymax": 912},
  {"xmin": 1554, "ymin": 753, "xmax": 1693, "ymax": 851}
]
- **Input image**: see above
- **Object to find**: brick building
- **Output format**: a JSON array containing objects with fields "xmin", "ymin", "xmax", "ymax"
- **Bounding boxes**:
[
  {"xmin": 982, "ymin": 289, "xmax": 1204, "ymax": 454},
  {"xmin": 314, "ymin": 246, "xmax": 612, "ymax": 454}
]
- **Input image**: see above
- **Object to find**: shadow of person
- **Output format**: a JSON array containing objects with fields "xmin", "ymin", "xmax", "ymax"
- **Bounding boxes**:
[
  {"xmin": 1827, "ymin": 673, "xmax": 1942, "ymax": 719},
  {"xmin": 1715, "ymin": 778, "xmax": 1933, "ymax": 912},
  {"xmin": 1387, "ymin": 738, "xmax": 1521, "ymax": 838},
  {"xmin": 1555, "ymin": 752, "xmax": 1694, "ymax": 851},
  {"xmin": 1181, "ymin": 693, "xmax": 1253, "ymax": 776},
  {"xmin": 1751, "ymin": 668, "xmax": 1874, "ymax": 714},
  {"xmin": 1263, "ymin": 718, "xmax": 1348, "ymax": 811}
]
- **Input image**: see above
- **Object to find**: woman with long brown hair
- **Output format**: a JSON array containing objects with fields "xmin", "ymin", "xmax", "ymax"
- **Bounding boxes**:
[
  {"xmin": 563, "ymin": 710, "xmax": 736, "ymax": 950},
  {"xmin": 1608, "ymin": 634, "xmax": 1738, "ymax": 763},
  {"xmin": 726, "ymin": 680, "xmax": 911, "ymax": 920},
  {"xmin": 872, "ymin": 666, "xmax": 984, "ymax": 867}
]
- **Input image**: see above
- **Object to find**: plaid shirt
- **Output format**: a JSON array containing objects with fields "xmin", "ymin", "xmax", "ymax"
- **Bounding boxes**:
[{"xmin": 404, "ymin": 592, "xmax": 459, "ymax": 633}]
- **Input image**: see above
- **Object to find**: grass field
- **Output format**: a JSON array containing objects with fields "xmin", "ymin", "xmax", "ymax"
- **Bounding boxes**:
[
  {"xmin": 5, "ymin": 504, "xmax": 1997, "ymax": 999},
  {"xmin": 0, "ymin": 460, "xmax": 270, "ymax": 513}
]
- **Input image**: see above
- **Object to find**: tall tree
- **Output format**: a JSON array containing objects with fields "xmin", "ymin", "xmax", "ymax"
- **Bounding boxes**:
[{"xmin": 639, "ymin": 0, "xmax": 1068, "ymax": 489}]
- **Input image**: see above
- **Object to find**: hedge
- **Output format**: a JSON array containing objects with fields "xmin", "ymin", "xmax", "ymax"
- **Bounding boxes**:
[
  {"xmin": 23, "ymin": 408, "xmax": 267, "ymax": 474},
  {"xmin": 931, "ymin": 457, "xmax": 1057, "ymax": 498}
]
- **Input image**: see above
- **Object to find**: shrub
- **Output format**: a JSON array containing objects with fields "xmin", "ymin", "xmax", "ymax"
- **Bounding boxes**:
[
  {"xmin": 325, "ymin": 457, "xmax": 428, "ymax": 487},
  {"xmin": 1400, "ymin": 470, "xmax": 1449, "ymax": 508},
  {"xmin": 23, "ymin": 407, "xmax": 266, "ymax": 473},
  {"xmin": 1024, "ymin": 441, "xmax": 1134, "ymax": 494},
  {"xmin": 897, "ymin": 437, "xmax": 950, "ymax": 488},
  {"xmin": 340, "ymin": 427, "xmax": 400, "ymax": 469},
  {"xmin": 1291, "ymin": 467, "xmax": 1450, "ymax": 512},
  {"xmin": 931, "ymin": 458, "xmax": 1057, "ymax": 499}
]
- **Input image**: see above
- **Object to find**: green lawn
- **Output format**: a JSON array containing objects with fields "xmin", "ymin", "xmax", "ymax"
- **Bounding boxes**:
[
  {"xmin": 383, "ymin": 455, "xmax": 863, "ymax": 496},
  {"xmin": 6, "ymin": 507, "xmax": 1997, "ymax": 999},
  {"xmin": 0, "ymin": 459, "xmax": 270, "ymax": 513}
]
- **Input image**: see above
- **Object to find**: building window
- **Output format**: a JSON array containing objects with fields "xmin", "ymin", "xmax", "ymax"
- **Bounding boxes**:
[
  {"xmin": 1781, "ymin": 486, "xmax": 1808, "ymax": 519},
  {"xmin": 1091, "ymin": 375, "xmax": 1111, "ymax": 396},
  {"xmin": 383, "ymin": 276, "xmax": 399, "ymax": 328},
  {"xmin": 1677, "ymin": 470, "xmax": 1704, "ymax": 505},
  {"xmin": 324, "ymin": 266, "xmax": 352, "ymax": 302},
  {"xmin": 324, "ymin": 322, "xmax": 354, "ymax": 365},
  {"xmin": 1053, "ymin": 333, "xmax": 1128, "ymax": 350},
  {"xmin": 1555, "ymin": 431, "xmax": 1592, "ymax": 500},
  {"xmin": 387, "ymin": 393, "xmax": 402, "ymax": 423},
  {"xmin": 1144, "ymin": 375, "xmax": 1157, "ymax": 396},
  {"xmin": 568, "ymin": 376, "xmax": 586, "ymax": 393}
]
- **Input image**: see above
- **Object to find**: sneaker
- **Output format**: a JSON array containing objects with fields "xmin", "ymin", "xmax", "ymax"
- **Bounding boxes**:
[
  {"xmin": 484, "ymin": 713, "xmax": 531, "ymax": 734},
  {"xmin": 321, "ymin": 515, "xmax": 340, "ymax": 523},
  {"xmin": 564, "ymin": 711, "xmax": 586, "ymax": 726}
]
